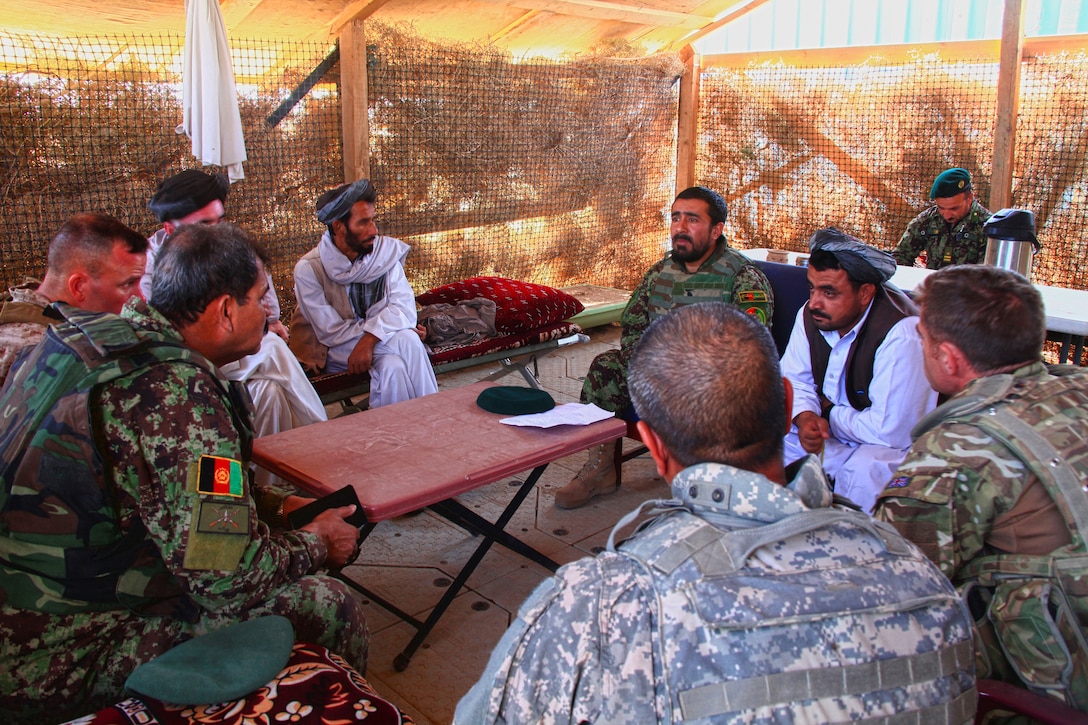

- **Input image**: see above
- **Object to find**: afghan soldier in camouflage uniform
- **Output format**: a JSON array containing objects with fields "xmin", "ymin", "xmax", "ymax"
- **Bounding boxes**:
[
  {"xmin": 875, "ymin": 264, "xmax": 1088, "ymax": 711},
  {"xmin": 894, "ymin": 168, "xmax": 992, "ymax": 269},
  {"xmin": 0, "ymin": 213, "xmax": 148, "ymax": 387},
  {"xmin": 0, "ymin": 224, "xmax": 367, "ymax": 724},
  {"xmin": 457, "ymin": 303, "xmax": 976, "ymax": 724},
  {"xmin": 554, "ymin": 186, "xmax": 773, "ymax": 509}
]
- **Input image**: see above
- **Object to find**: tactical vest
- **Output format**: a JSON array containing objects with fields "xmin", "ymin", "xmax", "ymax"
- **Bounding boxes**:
[
  {"xmin": 609, "ymin": 500, "xmax": 976, "ymax": 723},
  {"xmin": 647, "ymin": 246, "xmax": 752, "ymax": 321},
  {"xmin": 914, "ymin": 365, "xmax": 1088, "ymax": 709},
  {"xmin": 804, "ymin": 284, "xmax": 917, "ymax": 410},
  {"xmin": 0, "ymin": 304, "xmax": 248, "ymax": 617},
  {"xmin": 288, "ymin": 246, "xmax": 354, "ymax": 372},
  {"xmin": 0, "ymin": 299, "xmax": 54, "ymax": 327}
]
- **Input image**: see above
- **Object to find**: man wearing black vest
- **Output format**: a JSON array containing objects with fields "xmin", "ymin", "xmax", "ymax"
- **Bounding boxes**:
[{"xmin": 781, "ymin": 228, "xmax": 937, "ymax": 513}]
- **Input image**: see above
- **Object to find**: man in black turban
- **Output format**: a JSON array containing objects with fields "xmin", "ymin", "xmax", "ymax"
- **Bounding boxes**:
[
  {"xmin": 142, "ymin": 170, "xmax": 230, "ymax": 301},
  {"xmin": 143, "ymin": 170, "xmax": 327, "ymax": 483},
  {"xmin": 779, "ymin": 228, "xmax": 937, "ymax": 513}
]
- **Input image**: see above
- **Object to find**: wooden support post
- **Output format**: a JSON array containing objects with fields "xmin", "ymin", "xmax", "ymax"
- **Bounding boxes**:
[
  {"xmin": 340, "ymin": 19, "xmax": 370, "ymax": 182},
  {"xmin": 675, "ymin": 46, "xmax": 700, "ymax": 193},
  {"xmin": 992, "ymin": 0, "xmax": 1025, "ymax": 210}
]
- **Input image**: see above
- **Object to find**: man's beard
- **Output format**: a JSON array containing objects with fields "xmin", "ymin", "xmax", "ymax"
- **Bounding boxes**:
[
  {"xmin": 671, "ymin": 233, "xmax": 713, "ymax": 264},
  {"xmin": 345, "ymin": 228, "xmax": 375, "ymax": 256}
]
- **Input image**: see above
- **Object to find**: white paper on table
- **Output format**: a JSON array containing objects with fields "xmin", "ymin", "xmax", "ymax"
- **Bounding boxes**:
[{"xmin": 500, "ymin": 403, "xmax": 614, "ymax": 428}]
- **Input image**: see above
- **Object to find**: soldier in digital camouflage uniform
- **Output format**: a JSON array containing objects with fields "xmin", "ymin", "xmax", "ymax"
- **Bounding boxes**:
[
  {"xmin": 894, "ymin": 168, "xmax": 992, "ymax": 269},
  {"xmin": 0, "ymin": 224, "xmax": 367, "ymax": 724},
  {"xmin": 457, "ymin": 302, "xmax": 976, "ymax": 724},
  {"xmin": 875, "ymin": 263, "xmax": 1088, "ymax": 711},
  {"xmin": 0, "ymin": 213, "xmax": 148, "ymax": 387},
  {"xmin": 554, "ymin": 186, "xmax": 773, "ymax": 509}
]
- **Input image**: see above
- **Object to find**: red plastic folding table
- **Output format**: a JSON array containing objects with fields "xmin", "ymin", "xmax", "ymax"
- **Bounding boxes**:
[{"xmin": 252, "ymin": 381, "xmax": 625, "ymax": 670}]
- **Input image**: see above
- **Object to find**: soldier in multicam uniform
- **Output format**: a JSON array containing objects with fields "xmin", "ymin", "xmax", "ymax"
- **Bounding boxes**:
[
  {"xmin": 894, "ymin": 168, "xmax": 992, "ymax": 269},
  {"xmin": 457, "ymin": 302, "xmax": 976, "ymax": 724},
  {"xmin": 0, "ymin": 213, "xmax": 148, "ymax": 386},
  {"xmin": 0, "ymin": 224, "xmax": 367, "ymax": 724},
  {"xmin": 554, "ymin": 186, "xmax": 773, "ymax": 509},
  {"xmin": 875, "ymin": 263, "xmax": 1088, "ymax": 711}
]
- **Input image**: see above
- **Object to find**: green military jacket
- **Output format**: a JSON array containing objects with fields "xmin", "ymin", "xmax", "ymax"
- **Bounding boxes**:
[{"xmin": 894, "ymin": 199, "xmax": 991, "ymax": 268}]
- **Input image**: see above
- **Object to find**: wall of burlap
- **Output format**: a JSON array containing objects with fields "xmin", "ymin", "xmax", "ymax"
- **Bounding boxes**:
[
  {"xmin": 3, "ymin": 28, "xmax": 1087, "ymax": 313},
  {"xmin": 698, "ymin": 52, "xmax": 1088, "ymax": 289},
  {"xmin": 0, "ymin": 26, "xmax": 682, "ymax": 312}
]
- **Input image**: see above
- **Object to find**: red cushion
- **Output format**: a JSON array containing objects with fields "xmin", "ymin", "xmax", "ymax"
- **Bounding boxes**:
[{"xmin": 416, "ymin": 277, "xmax": 584, "ymax": 333}]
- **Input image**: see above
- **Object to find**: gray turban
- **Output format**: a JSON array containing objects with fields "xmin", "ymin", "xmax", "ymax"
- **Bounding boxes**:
[
  {"xmin": 808, "ymin": 228, "xmax": 896, "ymax": 284},
  {"xmin": 316, "ymin": 179, "xmax": 375, "ymax": 224}
]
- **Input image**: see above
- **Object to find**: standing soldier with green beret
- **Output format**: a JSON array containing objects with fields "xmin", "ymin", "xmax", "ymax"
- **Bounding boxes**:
[{"xmin": 894, "ymin": 167, "xmax": 991, "ymax": 269}]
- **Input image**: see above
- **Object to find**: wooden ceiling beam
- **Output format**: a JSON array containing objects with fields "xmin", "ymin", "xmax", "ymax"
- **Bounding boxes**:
[
  {"xmin": 219, "ymin": 0, "xmax": 268, "ymax": 30},
  {"xmin": 328, "ymin": 0, "xmax": 394, "ymax": 36},
  {"xmin": 668, "ymin": 0, "xmax": 773, "ymax": 51},
  {"xmin": 490, "ymin": 9, "xmax": 545, "ymax": 42},
  {"xmin": 506, "ymin": 0, "xmax": 709, "ymax": 30}
]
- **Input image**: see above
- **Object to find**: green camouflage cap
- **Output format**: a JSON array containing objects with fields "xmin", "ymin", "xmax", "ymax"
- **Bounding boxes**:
[{"xmin": 930, "ymin": 168, "xmax": 972, "ymax": 199}]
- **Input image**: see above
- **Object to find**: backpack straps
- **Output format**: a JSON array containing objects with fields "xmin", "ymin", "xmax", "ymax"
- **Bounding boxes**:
[{"xmin": 679, "ymin": 639, "xmax": 975, "ymax": 722}]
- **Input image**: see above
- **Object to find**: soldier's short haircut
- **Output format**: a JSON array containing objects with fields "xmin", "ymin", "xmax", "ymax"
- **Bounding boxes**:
[
  {"xmin": 150, "ymin": 223, "xmax": 262, "ymax": 326},
  {"xmin": 918, "ymin": 265, "xmax": 1045, "ymax": 372},
  {"xmin": 629, "ymin": 302, "xmax": 785, "ymax": 470},
  {"xmin": 675, "ymin": 186, "xmax": 729, "ymax": 227},
  {"xmin": 47, "ymin": 213, "xmax": 148, "ymax": 276}
]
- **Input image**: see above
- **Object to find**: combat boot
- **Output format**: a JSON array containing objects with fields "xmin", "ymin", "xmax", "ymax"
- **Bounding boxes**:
[{"xmin": 554, "ymin": 439, "xmax": 620, "ymax": 509}]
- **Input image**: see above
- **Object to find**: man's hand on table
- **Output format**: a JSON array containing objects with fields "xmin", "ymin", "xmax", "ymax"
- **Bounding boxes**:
[
  {"xmin": 793, "ymin": 410, "xmax": 830, "ymax": 454},
  {"xmin": 302, "ymin": 505, "xmax": 363, "ymax": 568}
]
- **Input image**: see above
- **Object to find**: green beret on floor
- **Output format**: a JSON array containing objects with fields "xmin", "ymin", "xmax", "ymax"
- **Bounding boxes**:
[
  {"xmin": 930, "ymin": 168, "xmax": 972, "ymax": 198},
  {"xmin": 476, "ymin": 386, "xmax": 556, "ymax": 415},
  {"xmin": 125, "ymin": 616, "xmax": 295, "ymax": 705}
]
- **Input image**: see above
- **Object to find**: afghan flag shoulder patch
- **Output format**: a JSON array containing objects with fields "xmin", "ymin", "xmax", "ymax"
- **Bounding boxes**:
[{"xmin": 196, "ymin": 455, "xmax": 245, "ymax": 498}]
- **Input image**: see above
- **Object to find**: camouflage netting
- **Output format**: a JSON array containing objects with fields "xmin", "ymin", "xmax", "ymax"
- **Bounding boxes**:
[
  {"xmin": 697, "ymin": 50, "xmax": 1088, "ymax": 290},
  {"xmin": 0, "ymin": 26, "xmax": 684, "ymax": 311}
]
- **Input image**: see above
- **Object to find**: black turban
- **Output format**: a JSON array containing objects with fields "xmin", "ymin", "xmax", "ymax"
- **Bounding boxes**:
[
  {"xmin": 808, "ymin": 228, "xmax": 896, "ymax": 285},
  {"xmin": 148, "ymin": 170, "xmax": 229, "ymax": 222}
]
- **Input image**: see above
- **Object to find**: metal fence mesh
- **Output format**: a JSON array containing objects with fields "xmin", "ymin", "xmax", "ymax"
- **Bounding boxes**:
[{"xmin": 697, "ymin": 50, "xmax": 1088, "ymax": 289}]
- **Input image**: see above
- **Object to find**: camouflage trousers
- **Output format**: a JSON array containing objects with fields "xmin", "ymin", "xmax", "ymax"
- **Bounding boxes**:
[
  {"xmin": 580, "ymin": 349, "xmax": 629, "ymax": 415},
  {"xmin": 0, "ymin": 573, "xmax": 368, "ymax": 724}
]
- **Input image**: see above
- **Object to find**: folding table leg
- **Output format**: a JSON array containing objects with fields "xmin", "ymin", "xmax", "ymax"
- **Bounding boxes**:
[{"xmin": 392, "ymin": 463, "xmax": 556, "ymax": 671}]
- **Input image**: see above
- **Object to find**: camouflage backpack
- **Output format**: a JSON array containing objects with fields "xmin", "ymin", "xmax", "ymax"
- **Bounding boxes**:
[
  {"xmin": 928, "ymin": 366, "xmax": 1088, "ymax": 709},
  {"xmin": 609, "ymin": 501, "xmax": 976, "ymax": 722},
  {"xmin": 0, "ymin": 304, "xmax": 242, "ymax": 616}
]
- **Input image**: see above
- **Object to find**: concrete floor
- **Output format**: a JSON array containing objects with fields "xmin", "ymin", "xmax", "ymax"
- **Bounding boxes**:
[{"xmin": 324, "ymin": 324, "xmax": 669, "ymax": 724}]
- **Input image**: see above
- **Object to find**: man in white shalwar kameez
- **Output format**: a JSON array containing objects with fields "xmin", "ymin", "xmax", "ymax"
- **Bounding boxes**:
[
  {"xmin": 291, "ymin": 179, "xmax": 437, "ymax": 409},
  {"xmin": 781, "ymin": 228, "xmax": 937, "ymax": 513}
]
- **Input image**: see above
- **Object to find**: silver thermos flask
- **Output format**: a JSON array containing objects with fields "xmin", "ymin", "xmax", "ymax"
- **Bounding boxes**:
[{"xmin": 983, "ymin": 208, "xmax": 1040, "ymax": 279}]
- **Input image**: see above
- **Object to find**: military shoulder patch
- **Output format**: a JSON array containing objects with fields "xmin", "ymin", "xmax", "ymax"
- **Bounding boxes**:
[
  {"xmin": 736, "ymin": 290, "xmax": 769, "ymax": 303},
  {"xmin": 887, "ymin": 476, "xmax": 911, "ymax": 489},
  {"xmin": 196, "ymin": 455, "xmax": 244, "ymax": 497},
  {"xmin": 196, "ymin": 501, "xmax": 250, "ymax": 535},
  {"xmin": 184, "ymin": 500, "xmax": 250, "ymax": 571},
  {"xmin": 745, "ymin": 306, "xmax": 768, "ymax": 325}
]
